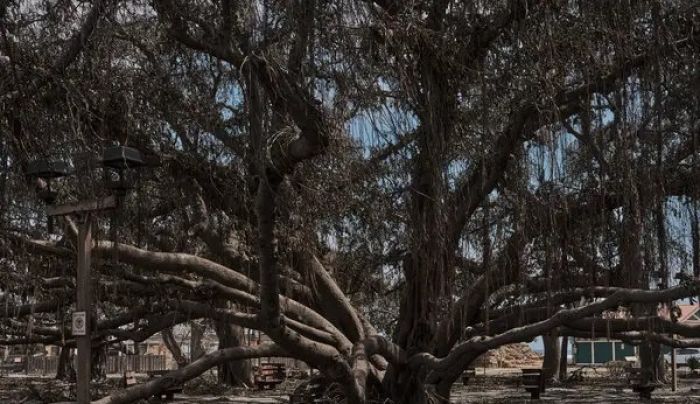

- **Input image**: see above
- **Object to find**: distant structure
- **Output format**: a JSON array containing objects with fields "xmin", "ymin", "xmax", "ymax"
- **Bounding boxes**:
[
  {"xmin": 573, "ymin": 304, "xmax": 700, "ymax": 365},
  {"xmin": 1, "ymin": 325, "xmax": 307, "ymax": 374}
]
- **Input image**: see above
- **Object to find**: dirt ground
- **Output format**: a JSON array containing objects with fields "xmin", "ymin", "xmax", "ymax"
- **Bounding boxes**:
[
  {"xmin": 2, "ymin": 368, "xmax": 700, "ymax": 403},
  {"xmin": 450, "ymin": 368, "xmax": 700, "ymax": 403}
]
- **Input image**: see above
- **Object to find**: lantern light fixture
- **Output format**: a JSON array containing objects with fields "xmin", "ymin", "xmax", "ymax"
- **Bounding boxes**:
[
  {"xmin": 26, "ymin": 159, "xmax": 71, "ymax": 180},
  {"xmin": 101, "ymin": 146, "xmax": 145, "ymax": 170},
  {"xmin": 101, "ymin": 146, "xmax": 146, "ymax": 194}
]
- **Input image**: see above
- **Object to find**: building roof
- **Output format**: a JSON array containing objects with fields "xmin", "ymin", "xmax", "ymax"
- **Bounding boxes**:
[
  {"xmin": 676, "ymin": 304, "xmax": 700, "ymax": 322},
  {"xmin": 658, "ymin": 303, "xmax": 700, "ymax": 322},
  {"xmin": 575, "ymin": 304, "xmax": 700, "ymax": 342}
]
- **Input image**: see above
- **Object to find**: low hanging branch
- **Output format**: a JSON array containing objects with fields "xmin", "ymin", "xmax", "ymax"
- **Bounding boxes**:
[
  {"xmin": 424, "ymin": 281, "xmax": 700, "ymax": 386},
  {"xmin": 88, "ymin": 344, "xmax": 285, "ymax": 404}
]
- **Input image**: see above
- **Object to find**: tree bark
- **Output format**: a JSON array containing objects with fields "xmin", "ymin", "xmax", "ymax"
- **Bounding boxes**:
[
  {"xmin": 215, "ymin": 320, "xmax": 254, "ymax": 387},
  {"xmin": 388, "ymin": 40, "xmax": 456, "ymax": 403},
  {"xmin": 639, "ymin": 341, "xmax": 665, "ymax": 383},
  {"xmin": 190, "ymin": 322, "xmax": 205, "ymax": 361},
  {"xmin": 542, "ymin": 329, "xmax": 561, "ymax": 382},
  {"xmin": 55, "ymin": 346, "xmax": 75, "ymax": 381},
  {"xmin": 91, "ymin": 342, "xmax": 107, "ymax": 381},
  {"xmin": 162, "ymin": 328, "xmax": 188, "ymax": 368},
  {"xmin": 92, "ymin": 344, "xmax": 283, "ymax": 404},
  {"xmin": 559, "ymin": 335, "xmax": 569, "ymax": 382}
]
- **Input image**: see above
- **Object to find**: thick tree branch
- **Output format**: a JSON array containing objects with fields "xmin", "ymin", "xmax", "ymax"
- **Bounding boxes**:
[{"xmin": 91, "ymin": 344, "xmax": 285, "ymax": 404}]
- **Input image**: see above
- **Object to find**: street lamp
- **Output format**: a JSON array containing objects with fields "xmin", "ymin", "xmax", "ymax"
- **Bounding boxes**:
[
  {"xmin": 102, "ymin": 146, "xmax": 145, "ymax": 194},
  {"xmin": 26, "ymin": 147, "xmax": 145, "ymax": 404},
  {"xmin": 26, "ymin": 160, "xmax": 71, "ymax": 231}
]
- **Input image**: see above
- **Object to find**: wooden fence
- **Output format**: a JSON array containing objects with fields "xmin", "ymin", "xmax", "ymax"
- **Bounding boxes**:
[
  {"xmin": 25, "ymin": 355, "xmax": 166, "ymax": 375},
  {"xmin": 105, "ymin": 355, "xmax": 166, "ymax": 374},
  {"xmin": 26, "ymin": 356, "xmax": 59, "ymax": 375}
]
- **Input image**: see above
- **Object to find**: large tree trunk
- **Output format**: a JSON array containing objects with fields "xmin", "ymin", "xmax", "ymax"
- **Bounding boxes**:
[
  {"xmin": 542, "ymin": 330, "xmax": 561, "ymax": 382},
  {"xmin": 214, "ymin": 320, "xmax": 254, "ymax": 387},
  {"xmin": 618, "ymin": 116, "xmax": 658, "ymax": 385},
  {"xmin": 692, "ymin": 205, "xmax": 700, "ymax": 302},
  {"xmin": 91, "ymin": 343, "xmax": 107, "ymax": 381},
  {"xmin": 639, "ymin": 341, "xmax": 665, "ymax": 384},
  {"xmin": 190, "ymin": 322, "xmax": 205, "ymax": 361},
  {"xmin": 387, "ymin": 51, "xmax": 455, "ymax": 404},
  {"xmin": 56, "ymin": 346, "xmax": 75, "ymax": 381},
  {"xmin": 559, "ymin": 335, "xmax": 569, "ymax": 382}
]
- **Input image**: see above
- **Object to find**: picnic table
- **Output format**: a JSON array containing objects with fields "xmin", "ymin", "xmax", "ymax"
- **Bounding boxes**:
[{"xmin": 254, "ymin": 362, "xmax": 286, "ymax": 390}]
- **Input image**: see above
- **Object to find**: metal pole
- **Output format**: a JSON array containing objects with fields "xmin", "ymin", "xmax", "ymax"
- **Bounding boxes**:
[
  {"xmin": 76, "ymin": 216, "xmax": 92, "ymax": 404},
  {"xmin": 671, "ymin": 338, "xmax": 677, "ymax": 391}
]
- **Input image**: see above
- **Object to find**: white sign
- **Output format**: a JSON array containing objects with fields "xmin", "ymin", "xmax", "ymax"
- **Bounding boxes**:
[{"xmin": 72, "ymin": 311, "xmax": 87, "ymax": 336}]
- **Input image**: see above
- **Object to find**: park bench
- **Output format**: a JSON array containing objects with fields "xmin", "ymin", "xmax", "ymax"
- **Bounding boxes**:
[
  {"xmin": 520, "ymin": 368, "xmax": 545, "ymax": 399},
  {"xmin": 146, "ymin": 369, "xmax": 183, "ymax": 401},
  {"xmin": 462, "ymin": 367, "xmax": 476, "ymax": 385},
  {"xmin": 254, "ymin": 362, "xmax": 286, "ymax": 390},
  {"xmin": 625, "ymin": 367, "xmax": 657, "ymax": 400}
]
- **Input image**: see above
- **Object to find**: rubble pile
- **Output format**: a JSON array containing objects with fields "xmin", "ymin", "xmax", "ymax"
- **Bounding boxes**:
[{"xmin": 474, "ymin": 343, "xmax": 543, "ymax": 368}]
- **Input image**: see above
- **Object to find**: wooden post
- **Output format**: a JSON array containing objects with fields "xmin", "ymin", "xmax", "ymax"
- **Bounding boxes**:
[
  {"xmin": 45, "ymin": 196, "xmax": 118, "ymax": 403},
  {"xmin": 76, "ymin": 217, "xmax": 92, "ymax": 404}
]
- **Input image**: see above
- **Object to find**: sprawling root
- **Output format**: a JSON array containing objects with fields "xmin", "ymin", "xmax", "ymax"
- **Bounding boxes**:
[{"xmin": 290, "ymin": 376, "xmax": 393, "ymax": 404}]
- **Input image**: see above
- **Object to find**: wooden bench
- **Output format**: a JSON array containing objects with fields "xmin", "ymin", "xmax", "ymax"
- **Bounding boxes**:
[
  {"xmin": 254, "ymin": 362, "xmax": 286, "ymax": 390},
  {"xmin": 146, "ymin": 370, "xmax": 183, "ymax": 401},
  {"xmin": 625, "ymin": 368, "xmax": 657, "ymax": 399},
  {"xmin": 462, "ymin": 368, "xmax": 476, "ymax": 385},
  {"xmin": 521, "ymin": 368, "xmax": 545, "ymax": 399}
]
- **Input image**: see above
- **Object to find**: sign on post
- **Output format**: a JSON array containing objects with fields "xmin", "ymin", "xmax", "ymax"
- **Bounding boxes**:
[{"xmin": 72, "ymin": 311, "xmax": 87, "ymax": 336}]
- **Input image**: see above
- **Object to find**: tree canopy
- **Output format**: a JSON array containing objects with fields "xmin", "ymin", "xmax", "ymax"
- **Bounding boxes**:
[{"xmin": 1, "ymin": 1, "xmax": 700, "ymax": 403}]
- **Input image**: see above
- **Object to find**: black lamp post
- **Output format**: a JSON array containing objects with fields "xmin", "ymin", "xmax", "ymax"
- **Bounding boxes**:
[
  {"xmin": 102, "ymin": 146, "xmax": 145, "ymax": 195},
  {"xmin": 26, "ymin": 147, "xmax": 145, "ymax": 404},
  {"xmin": 26, "ymin": 159, "xmax": 71, "ymax": 182},
  {"xmin": 26, "ymin": 160, "xmax": 71, "ymax": 231}
]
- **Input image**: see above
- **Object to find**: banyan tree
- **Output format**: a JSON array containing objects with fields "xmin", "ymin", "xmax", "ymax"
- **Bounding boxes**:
[{"xmin": 2, "ymin": 1, "xmax": 700, "ymax": 403}]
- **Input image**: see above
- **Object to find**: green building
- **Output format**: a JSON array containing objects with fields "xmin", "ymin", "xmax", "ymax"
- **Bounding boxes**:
[{"xmin": 573, "ymin": 339, "xmax": 637, "ymax": 364}]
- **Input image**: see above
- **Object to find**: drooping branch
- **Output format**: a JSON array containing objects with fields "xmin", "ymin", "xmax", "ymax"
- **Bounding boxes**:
[
  {"xmin": 426, "ymin": 281, "xmax": 700, "ymax": 385},
  {"xmin": 162, "ymin": 328, "xmax": 188, "ymax": 367},
  {"xmin": 438, "ymin": 159, "xmax": 700, "ymax": 355},
  {"xmin": 448, "ymin": 34, "xmax": 697, "ymax": 250},
  {"xmin": 91, "ymin": 344, "xmax": 285, "ymax": 404},
  {"xmin": 1, "ymin": 299, "xmax": 69, "ymax": 318},
  {"xmin": 561, "ymin": 329, "xmax": 700, "ymax": 349},
  {"xmin": 0, "ymin": 0, "xmax": 108, "ymax": 102},
  {"xmin": 123, "ymin": 271, "xmax": 351, "ymax": 349},
  {"xmin": 153, "ymin": 0, "xmax": 331, "ymax": 177},
  {"xmin": 301, "ymin": 252, "xmax": 365, "ymax": 342}
]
